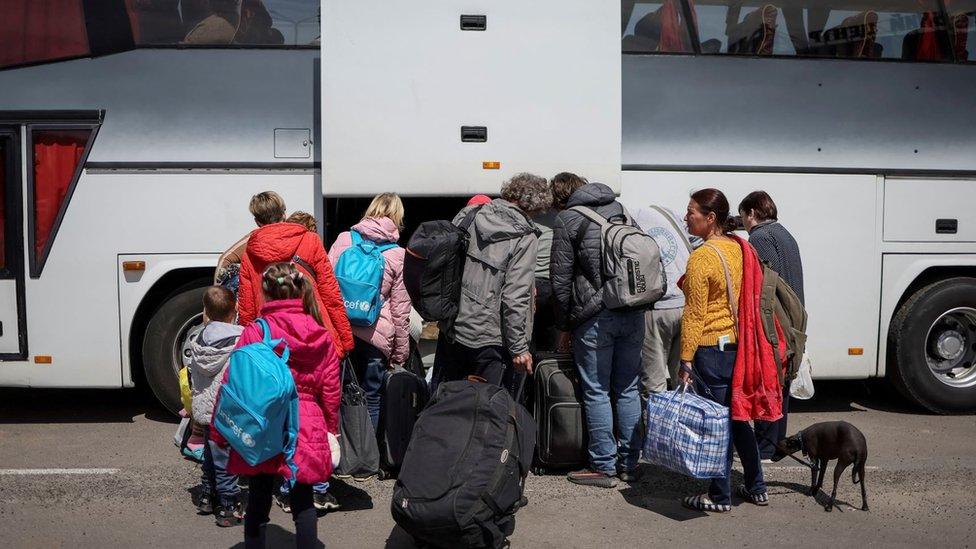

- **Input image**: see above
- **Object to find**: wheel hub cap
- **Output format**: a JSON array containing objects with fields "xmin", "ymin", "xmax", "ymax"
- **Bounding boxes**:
[
  {"xmin": 924, "ymin": 307, "xmax": 976, "ymax": 388},
  {"xmin": 934, "ymin": 331, "xmax": 965, "ymax": 361}
]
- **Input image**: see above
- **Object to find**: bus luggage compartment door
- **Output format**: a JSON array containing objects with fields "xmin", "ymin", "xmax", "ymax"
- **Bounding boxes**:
[
  {"xmin": 884, "ymin": 178, "xmax": 976, "ymax": 242},
  {"xmin": 321, "ymin": 1, "xmax": 621, "ymax": 197}
]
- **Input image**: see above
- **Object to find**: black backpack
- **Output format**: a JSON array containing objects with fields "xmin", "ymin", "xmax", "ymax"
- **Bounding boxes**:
[
  {"xmin": 391, "ymin": 380, "xmax": 535, "ymax": 549},
  {"xmin": 403, "ymin": 206, "xmax": 481, "ymax": 321}
]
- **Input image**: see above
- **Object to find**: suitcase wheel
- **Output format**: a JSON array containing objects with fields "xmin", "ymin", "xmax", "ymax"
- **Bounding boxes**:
[{"xmin": 531, "ymin": 466, "xmax": 547, "ymax": 476}]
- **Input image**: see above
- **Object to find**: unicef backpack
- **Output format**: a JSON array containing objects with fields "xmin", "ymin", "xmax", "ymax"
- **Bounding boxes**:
[
  {"xmin": 571, "ymin": 205, "xmax": 666, "ymax": 310},
  {"xmin": 213, "ymin": 318, "xmax": 300, "ymax": 483},
  {"xmin": 335, "ymin": 230, "xmax": 397, "ymax": 326}
]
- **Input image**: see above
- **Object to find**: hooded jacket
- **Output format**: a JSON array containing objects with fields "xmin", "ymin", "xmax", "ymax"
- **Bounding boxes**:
[
  {"xmin": 189, "ymin": 321, "xmax": 244, "ymax": 425},
  {"xmin": 328, "ymin": 217, "xmax": 410, "ymax": 364},
  {"xmin": 238, "ymin": 222, "xmax": 354, "ymax": 357},
  {"xmin": 550, "ymin": 183, "xmax": 630, "ymax": 330},
  {"xmin": 449, "ymin": 199, "xmax": 539, "ymax": 357},
  {"xmin": 213, "ymin": 298, "xmax": 342, "ymax": 485}
]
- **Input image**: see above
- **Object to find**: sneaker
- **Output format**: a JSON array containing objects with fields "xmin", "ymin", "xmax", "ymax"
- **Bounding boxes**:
[
  {"xmin": 618, "ymin": 469, "xmax": 641, "ymax": 483},
  {"xmin": 313, "ymin": 492, "xmax": 341, "ymax": 512},
  {"xmin": 214, "ymin": 501, "xmax": 243, "ymax": 527},
  {"xmin": 274, "ymin": 492, "xmax": 291, "ymax": 514},
  {"xmin": 195, "ymin": 489, "xmax": 214, "ymax": 515},
  {"xmin": 353, "ymin": 472, "xmax": 377, "ymax": 482},
  {"xmin": 760, "ymin": 458, "xmax": 775, "ymax": 465},
  {"xmin": 182, "ymin": 445, "xmax": 205, "ymax": 463},
  {"xmin": 736, "ymin": 485, "xmax": 769, "ymax": 506},
  {"xmin": 567, "ymin": 469, "xmax": 619, "ymax": 489}
]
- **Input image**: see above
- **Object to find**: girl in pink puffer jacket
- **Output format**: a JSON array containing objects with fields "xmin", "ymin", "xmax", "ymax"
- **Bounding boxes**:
[
  {"xmin": 215, "ymin": 262, "xmax": 340, "ymax": 549},
  {"xmin": 328, "ymin": 193, "xmax": 410, "ymax": 432}
]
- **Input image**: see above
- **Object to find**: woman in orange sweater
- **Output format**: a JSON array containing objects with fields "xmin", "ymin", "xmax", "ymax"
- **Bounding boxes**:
[{"xmin": 677, "ymin": 188, "xmax": 767, "ymax": 513}]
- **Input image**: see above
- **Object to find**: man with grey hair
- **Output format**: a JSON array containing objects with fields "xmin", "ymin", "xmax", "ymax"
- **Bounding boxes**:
[{"xmin": 432, "ymin": 173, "xmax": 549, "ymax": 393}]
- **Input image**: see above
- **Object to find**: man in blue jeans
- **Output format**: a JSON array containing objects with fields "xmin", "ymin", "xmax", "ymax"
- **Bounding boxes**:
[{"xmin": 550, "ymin": 175, "xmax": 646, "ymax": 488}]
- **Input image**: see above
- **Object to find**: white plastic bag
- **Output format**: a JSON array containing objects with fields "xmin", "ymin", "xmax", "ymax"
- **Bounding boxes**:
[
  {"xmin": 790, "ymin": 352, "xmax": 815, "ymax": 400},
  {"xmin": 173, "ymin": 416, "xmax": 190, "ymax": 447}
]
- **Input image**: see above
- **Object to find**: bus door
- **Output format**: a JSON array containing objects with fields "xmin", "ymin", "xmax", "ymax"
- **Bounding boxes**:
[{"xmin": 0, "ymin": 128, "xmax": 26, "ymax": 359}]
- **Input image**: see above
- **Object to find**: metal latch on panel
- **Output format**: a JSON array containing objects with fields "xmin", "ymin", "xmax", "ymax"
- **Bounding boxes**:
[
  {"xmin": 936, "ymin": 219, "xmax": 958, "ymax": 234},
  {"xmin": 461, "ymin": 126, "xmax": 488, "ymax": 143},
  {"xmin": 460, "ymin": 15, "xmax": 487, "ymax": 31},
  {"xmin": 274, "ymin": 128, "xmax": 311, "ymax": 159}
]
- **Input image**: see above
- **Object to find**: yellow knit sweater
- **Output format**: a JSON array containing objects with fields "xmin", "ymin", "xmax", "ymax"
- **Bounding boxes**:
[{"xmin": 679, "ymin": 239, "xmax": 743, "ymax": 362}]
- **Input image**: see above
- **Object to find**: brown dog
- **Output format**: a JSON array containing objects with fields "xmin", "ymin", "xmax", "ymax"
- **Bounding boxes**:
[{"xmin": 778, "ymin": 421, "xmax": 868, "ymax": 512}]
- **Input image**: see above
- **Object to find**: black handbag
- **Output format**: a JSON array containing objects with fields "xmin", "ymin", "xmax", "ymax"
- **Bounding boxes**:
[{"xmin": 335, "ymin": 359, "xmax": 380, "ymax": 477}]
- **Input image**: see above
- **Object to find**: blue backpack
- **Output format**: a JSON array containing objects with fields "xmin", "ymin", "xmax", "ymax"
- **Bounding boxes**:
[
  {"xmin": 214, "ymin": 318, "xmax": 300, "ymax": 483},
  {"xmin": 334, "ymin": 230, "xmax": 397, "ymax": 327}
]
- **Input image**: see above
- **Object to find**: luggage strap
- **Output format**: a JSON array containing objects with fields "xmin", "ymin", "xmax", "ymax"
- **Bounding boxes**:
[{"xmin": 703, "ymin": 243, "xmax": 739, "ymax": 339}]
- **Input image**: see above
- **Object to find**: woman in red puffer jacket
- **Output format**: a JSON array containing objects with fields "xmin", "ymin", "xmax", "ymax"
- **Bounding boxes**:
[{"xmin": 238, "ymin": 218, "xmax": 354, "ymax": 357}]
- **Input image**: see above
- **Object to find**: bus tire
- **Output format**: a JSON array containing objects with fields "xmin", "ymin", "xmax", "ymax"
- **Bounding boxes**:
[
  {"xmin": 888, "ymin": 277, "xmax": 976, "ymax": 414},
  {"xmin": 142, "ymin": 284, "xmax": 207, "ymax": 414}
]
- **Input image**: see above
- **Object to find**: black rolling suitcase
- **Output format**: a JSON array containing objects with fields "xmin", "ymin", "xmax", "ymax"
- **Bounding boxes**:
[
  {"xmin": 391, "ymin": 380, "xmax": 535, "ymax": 549},
  {"xmin": 377, "ymin": 362, "xmax": 429, "ymax": 479},
  {"xmin": 532, "ymin": 353, "xmax": 588, "ymax": 474}
]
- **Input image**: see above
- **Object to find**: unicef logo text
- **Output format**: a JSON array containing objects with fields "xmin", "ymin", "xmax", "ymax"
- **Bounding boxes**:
[{"xmin": 345, "ymin": 299, "xmax": 372, "ymax": 313}]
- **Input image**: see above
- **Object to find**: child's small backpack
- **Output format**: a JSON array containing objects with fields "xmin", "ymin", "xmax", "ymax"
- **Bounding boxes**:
[
  {"xmin": 334, "ymin": 230, "xmax": 397, "ymax": 326},
  {"xmin": 213, "ymin": 318, "xmax": 301, "ymax": 482}
]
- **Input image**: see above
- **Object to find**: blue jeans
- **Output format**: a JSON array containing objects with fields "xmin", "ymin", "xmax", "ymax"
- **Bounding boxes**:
[
  {"xmin": 573, "ymin": 309, "xmax": 645, "ymax": 475},
  {"xmin": 693, "ymin": 345, "xmax": 766, "ymax": 505},
  {"xmin": 202, "ymin": 427, "xmax": 240, "ymax": 507},
  {"xmin": 351, "ymin": 338, "xmax": 387, "ymax": 431}
]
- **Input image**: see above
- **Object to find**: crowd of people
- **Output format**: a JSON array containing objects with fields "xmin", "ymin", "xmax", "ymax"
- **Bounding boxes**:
[{"xmin": 180, "ymin": 173, "xmax": 805, "ymax": 547}]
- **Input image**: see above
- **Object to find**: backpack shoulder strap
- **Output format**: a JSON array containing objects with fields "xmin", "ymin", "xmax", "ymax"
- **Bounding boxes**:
[
  {"xmin": 458, "ymin": 205, "xmax": 484, "ymax": 231},
  {"xmin": 703, "ymin": 243, "xmax": 738, "ymax": 337},
  {"xmin": 255, "ymin": 317, "xmax": 290, "ymax": 363},
  {"xmin": 650, "ymin": 205, "xmax": 693, "ymax": 253},
  {"xmin": 570, "ymin": 205, "xmax": 610, "ymax": 228}
]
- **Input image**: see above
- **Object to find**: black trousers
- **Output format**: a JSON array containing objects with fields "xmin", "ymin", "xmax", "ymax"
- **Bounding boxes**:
[
  {"xmin": 431, "ymin": 336, "xmax": 521, "ymax": 398},
  {"xmin": 754, "ymin": 380, "xmax": 792, "ymax": 459},
  {"xmin": 244, "ymin": 474, "xmax": 317, "ymax": 549}
]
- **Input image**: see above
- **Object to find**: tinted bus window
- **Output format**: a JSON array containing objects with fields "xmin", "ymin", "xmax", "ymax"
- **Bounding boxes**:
[
  {"xmin": 622, "ymin": 1, "xmax": 695, "ymax": 52},
  {"xmin": 947, "ymin": 1, "xmax": 975, "ymax": 61},
  {"xmin": 0, "ymin": 0, "xmax": 89, "ymax": 69},
  {"xmin": 126, "ymin": 0, "xmax": 320, "ymax": 46}
]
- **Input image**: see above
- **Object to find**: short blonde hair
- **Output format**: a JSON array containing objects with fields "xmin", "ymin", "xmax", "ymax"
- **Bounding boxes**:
[
  {"xmin": 249, "ymin": 191, "xmax": 286, "ymax": 226},
  {"xmin": 362, "ymin": 192, "xmax": 405, "ymax": 230}
]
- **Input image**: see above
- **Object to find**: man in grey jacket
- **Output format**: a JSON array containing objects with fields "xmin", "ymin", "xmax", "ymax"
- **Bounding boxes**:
[{"xmin": 433, "ymin": 173, "xmax": 550, "ymax": 390}]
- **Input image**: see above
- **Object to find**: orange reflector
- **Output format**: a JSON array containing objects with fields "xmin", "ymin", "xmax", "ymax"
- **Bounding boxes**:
[
  {"xmin": 482, "ymin": 161, "xmax": 501, "ymax": 170},
  {"xmin": 122, "ymin": 261, "xmax": 146, "ymax": 272},
  {"xmin": 848, "ymin": 347, "xmax": 864, "ymax": 356},
  {"xmin": 34, "ymin": 356, "xmax": 52, "ymax": 364}
]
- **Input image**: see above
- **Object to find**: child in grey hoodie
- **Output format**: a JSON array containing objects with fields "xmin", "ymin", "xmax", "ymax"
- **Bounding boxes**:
[{"xmin": 190, "ymin": 286, "xmax": 245, "ymax": 527}]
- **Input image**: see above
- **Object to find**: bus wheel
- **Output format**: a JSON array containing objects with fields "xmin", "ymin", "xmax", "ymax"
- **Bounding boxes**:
[
  {"xmin": 889, "ymin": 277, "xmax": 976, "ymax": 414},
  {"xmin": 142, "ymin": 284, "xmax": 206, "ymax": 414}
]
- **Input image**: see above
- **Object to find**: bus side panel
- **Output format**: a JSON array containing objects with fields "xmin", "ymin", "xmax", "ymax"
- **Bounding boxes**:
[
  {"xmin": 0, "ymin": 170, "xmax": 315, "ymax": 389},
  {"xmin": 620, "ymin": 171, "xmax": 880, "ymax": 379}
]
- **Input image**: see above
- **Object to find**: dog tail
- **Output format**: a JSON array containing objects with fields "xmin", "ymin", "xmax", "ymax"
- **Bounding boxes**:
[{"xmin": 852, "ymin": 460, "xmax": 865, "ymax": 484}]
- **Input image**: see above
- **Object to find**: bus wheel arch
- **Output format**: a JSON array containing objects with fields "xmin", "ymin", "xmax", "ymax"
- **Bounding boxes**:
[
  {"xmin": 130, "ymin": 269, "xmax": 213, "ymax": 414},
  {"xmin": 888, "ymin": 274, "xmax": 976, "ymax": 414}
]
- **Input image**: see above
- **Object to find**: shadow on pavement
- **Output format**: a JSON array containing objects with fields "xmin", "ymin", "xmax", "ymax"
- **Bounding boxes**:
[
  {"xmin": 327, "ymin": 479, "xmax": 375, "ymax": 512},
  {"xmin": 789, "ymin": 380, "xmax": 923, "ymax": 415},
  {"xmin": 228, "ymin": 524, "xmax": 326, "ymax": 549},
  {"xmin": 617, "ymin": 464, "xmax": 720, "ymax": 520},
  {"xmin": 0, "ymin": 387, "xmax": 173, "ymax": 424},
  {"xmin": 383, "ymin": 525, "xmax": 417, "ymax": 548}
]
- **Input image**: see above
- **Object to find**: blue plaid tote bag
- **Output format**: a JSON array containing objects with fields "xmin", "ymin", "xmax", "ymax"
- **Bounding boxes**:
[{"xmin": 642, "ymin": 385, "xmax": 730, "ymax": 479}]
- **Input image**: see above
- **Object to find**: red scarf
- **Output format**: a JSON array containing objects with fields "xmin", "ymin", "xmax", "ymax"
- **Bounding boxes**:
[{"xmin": 730, "ymin": 235, "xmax": 785, "ymax": 422}]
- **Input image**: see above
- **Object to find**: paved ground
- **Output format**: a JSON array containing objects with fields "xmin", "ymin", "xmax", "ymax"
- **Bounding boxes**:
[{"xmin": 0, "ymin": 381, "xmax": 973, "ymax": 548}]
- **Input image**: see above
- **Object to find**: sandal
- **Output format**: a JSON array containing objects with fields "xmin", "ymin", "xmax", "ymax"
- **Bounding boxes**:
[
  {"xmin": 682, "ymin": 494, "xmax": 731, "ymax": 513},
  {"xmin": 736, "ymin": 486, "xmax": 769, "ymax": 506}
]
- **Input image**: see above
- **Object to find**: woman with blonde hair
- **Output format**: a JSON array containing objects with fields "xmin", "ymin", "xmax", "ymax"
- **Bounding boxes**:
[{"xmin": 328, "ymin": 193, "xmax": 410, "ymax": 440}]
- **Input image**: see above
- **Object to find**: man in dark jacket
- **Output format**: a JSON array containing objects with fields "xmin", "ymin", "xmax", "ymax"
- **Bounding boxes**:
[
  {"xmin": 433, "ymin": 173, "xmax": 550, "ymax": 391},
  {"xmin": 739, "ymin": 190, "xmax": 804, "ymax": 461},
  {"xmin": 551, "ymin": 178, "xmax": 645, "ymax": 488}
]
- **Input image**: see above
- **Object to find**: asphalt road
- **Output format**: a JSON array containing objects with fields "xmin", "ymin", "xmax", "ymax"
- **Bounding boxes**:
[{"xmin": 1, "ymin": 381, "xmax": 974, "ymax": 549}]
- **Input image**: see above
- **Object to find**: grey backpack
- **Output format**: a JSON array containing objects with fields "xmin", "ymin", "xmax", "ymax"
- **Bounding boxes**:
[{"xmin": 571, "ymin": 205, "xmax": 666, "ymax": 310}]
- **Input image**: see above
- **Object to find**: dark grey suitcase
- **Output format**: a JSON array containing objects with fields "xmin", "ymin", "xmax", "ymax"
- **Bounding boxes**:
[{"xmin": 532, "ymin": 353, "xmax": 588, "ymax": 474}]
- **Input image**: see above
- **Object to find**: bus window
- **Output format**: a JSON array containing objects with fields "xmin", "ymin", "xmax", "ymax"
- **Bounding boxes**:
[
  {"xmin": 621, "ymin": 1, "xmax": 695, "ymax": 53},
  {"xmin": 30, "ymin": 129, "xmax": 92, "ymax": 276},
  {"xmin": 0, "ymin": 0, "xmax": 89, "ymax": 69},
  {"xmin": 126, "ymin": 0, "xmax": 320, "ymax": 47},
  {"xmin": 0, "ymin": 151, "xmax": 6, "ymax": 272},
  {"xmin": 947, "ymin": 1, "xmax": 975, "ymax": 61}
]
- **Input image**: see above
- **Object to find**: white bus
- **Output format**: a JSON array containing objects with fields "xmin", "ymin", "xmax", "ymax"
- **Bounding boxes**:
[{"xmin": 1, "ymin": 0, "xmax": 974, "ymax": 414}]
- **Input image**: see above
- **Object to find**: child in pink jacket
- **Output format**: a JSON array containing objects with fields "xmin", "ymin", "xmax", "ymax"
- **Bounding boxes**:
[
  {"xmin": 328, "ymin": 193, "xmax": 411, "ymax": 436},
  {"xmin": 215, "ymin": 262, "xmax": 340, "ymax": 549}
]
